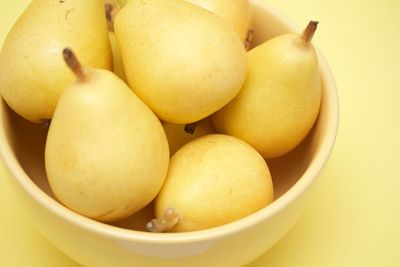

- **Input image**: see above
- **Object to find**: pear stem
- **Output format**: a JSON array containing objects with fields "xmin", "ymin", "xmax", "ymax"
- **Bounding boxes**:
[
  {"xmin": 301, "ymin": 21, "xmax": 319, "ymax": 45},
  {"xmin": 104, "ymin": 2, "xmax": 119, "ymax": 32},
  {"xmin": 184, "ymin": 122, "xmax": 198, "ymax": 135},
  {"xmin": 104, "ymin": 1, "xmax": 121, "ymax": 32},
  {"xmin": 146, "ymin": 208, "xmax": 180, "ymax": 233},
  {"xmin": 105, "ymin": 3, "xmax": 114, "ymax": 31},
  {"xmin": 63, "ymin": 48, "xmax": 87, "ymax": 82}
]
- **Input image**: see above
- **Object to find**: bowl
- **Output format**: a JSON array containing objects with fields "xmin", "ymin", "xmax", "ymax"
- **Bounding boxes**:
[{"xmin": 0, "ymin": 0, "xmax": 339, "ymax": 266}]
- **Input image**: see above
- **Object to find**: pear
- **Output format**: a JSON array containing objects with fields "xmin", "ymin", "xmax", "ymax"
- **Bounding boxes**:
[
  {"xmin": 162, "ymin": 117, "xmax": 216, "ymax": 156},
  {"xmin": 0, "ymin": 0, "xmax": 112, "ymax": 124},
  {"xmin": 184, "ymin": 0, "xmax": 252, "ymax": 43},
  {"xmin": 104, "ymin": 0, "xmax": 127, "ymax": 82},
  {"xmin": 212, "ymin": 21, "xmax": 322, "ymax": 159},
  {"xmin": 147, "ymin": 134, "xmax": 274, "ymax": 232},
  {"xmin": 108, "ymin": 32, "xmax": 127, "ymax": 83},
  {"xmin": 114, "ymin": 0, "xmax": 253, "ymax": 47},
  {"xmin": 114, "ymin": 0, "xmax": 247, "ymax": 124},
  {"xmin": 45, "ymin": 48, "xmax": 169, "ymax": 222}
]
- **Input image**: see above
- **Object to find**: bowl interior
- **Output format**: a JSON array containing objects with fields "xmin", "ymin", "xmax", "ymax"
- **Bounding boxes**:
[{"xmin": 0, "ymin": 0, "xmax": 335, "ymax": 233}]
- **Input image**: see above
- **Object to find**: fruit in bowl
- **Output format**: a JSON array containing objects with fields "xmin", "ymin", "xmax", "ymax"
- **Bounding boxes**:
[
  {"xmin": 45, "ymin": 48, "xmax": 169, "ymax": 222},
  {"xmin": 0, "ymin": 0, "xmax": 112, "ymax": 123},
  {"xmin": 114, "ymin": 0, "xmax": 247, "ymax": 124},
  {"xmin": 0, "ymin": 0, "xmax": 338, "ymax": 266},
  {"xmin": 212, "ymin": 21, "xmax": 322, "ymax": 159},
  {"xmin": 150, "ymin": 134, "xmax": 274, "ymax": 233}
]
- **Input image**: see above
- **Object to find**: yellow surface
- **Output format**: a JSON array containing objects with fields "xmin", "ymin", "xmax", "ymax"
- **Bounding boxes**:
[{"xmin": 0, "ymin": 0, "xmax": 399, "ymax": 266}]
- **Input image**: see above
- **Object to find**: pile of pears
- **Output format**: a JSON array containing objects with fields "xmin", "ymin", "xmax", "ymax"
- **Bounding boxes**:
[{"xmin": 0, "ymin": 0, "xmax": 321, "ymax": 232}]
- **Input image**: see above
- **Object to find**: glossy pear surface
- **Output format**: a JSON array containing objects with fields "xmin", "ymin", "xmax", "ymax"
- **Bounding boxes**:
[
  {"xmin": 155, "ymin": 134, "xmax": 274, "ymax": 232},
  {"xmin": 185, "ymin": 0, "xmax": 251, "ymax": 42},
  {"xmin": 45, "ymin": 65, "xmax": 169, "ymax": 222},
  {"xmin": 0, "ymin": 0, "xmax": 112, "ymax": 123},
  {"xmin": 114, "ymin": 0, "xmax": 246, "ymax": 124},
  {"xmin": 213, "ymin": 28, "xmax": 321, "ymax": 158}
]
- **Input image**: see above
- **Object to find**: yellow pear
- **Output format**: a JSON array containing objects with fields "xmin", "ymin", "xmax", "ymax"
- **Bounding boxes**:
[
  {"xmin": 114, "ymin": 0, "xmax": 247, "ymax": 124},
  {"xmin": 184, "ymin": 0, "xmax": 252, "ymax": 43},
  {"xmin": 0, "ymin": 0, "xmax": 112, "ymax": 123},
  {"xmin": 162, "ymin": 118, "xmax": 216, "ymax": 156},
  {"xmin": 148, "ymin": 134, "xmax": 274, "ymax": 232},
  {"xmin": 104, "ymin": 0, "xmax": 127, "ymax": 82},
  {"xmin": 212, "ymin": 21, "xmax": 322, "ymax": 159},
  {"xmin": 108, "ymin": 32, "xmax": 127, "ymax": 83},
  {"xmin": 45, "ymin": 49, "xmax": 169, "ymax": 222}
]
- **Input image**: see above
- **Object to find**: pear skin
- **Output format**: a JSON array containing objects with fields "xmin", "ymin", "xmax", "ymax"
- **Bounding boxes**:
[
  {"xmin": 114, "ymin": 0, "xmax": 247, "ymax": 124},
  {"xmin": 0, "ymin": 0, "xmax": 112, "ymax": 123},
  {"xmin": 108, "ymin": 32, "xmax": 127, "ymax": 83},
  {"xmin": 162, "ymin": 117, "xmax": 216, "ymax": 156},
  {"xmin": 150, "ymin": 134, "xmax": 274, "ymax": 232},
  {"xmin": 104, "ymin": 0, "xmax": 127, "ymax": 82},
  {"xmin": 212, "ymin": 21, "xmax": 322, "ymax": 159},
  {"xmin": 184, "ymin": 0, "xmax": 252, "ymax": 43},
  {"xmin": 45, "ymin": 49, "xmax": 169, "ymax": 222}
]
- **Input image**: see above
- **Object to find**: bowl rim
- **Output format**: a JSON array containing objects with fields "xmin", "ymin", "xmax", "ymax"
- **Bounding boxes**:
[{"xmin": 0, "ymin": 0, "xmax": 339, "ymax": 244}]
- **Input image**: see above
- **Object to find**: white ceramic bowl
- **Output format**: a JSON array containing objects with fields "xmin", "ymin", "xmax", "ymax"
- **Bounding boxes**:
[{"xmin": 0, "ymin": 1, "xmax": 339, "ymax": 266}]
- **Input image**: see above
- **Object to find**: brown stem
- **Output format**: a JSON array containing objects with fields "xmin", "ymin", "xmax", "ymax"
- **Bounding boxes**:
[
  {"xmin": 105, "ymin": 3, "xmax": 115, "ymax": 32},
  {"xmin": 301, "ymin": 21, "xmax": 319, "ymax": 45},
  {"xmin": 184, "ymin": 122, "xmax": 197, "ymax": 135},
  {"xmin": 63, "ymin": 48, "xmax": 87, "ymax": 82},
  {"xmin": 104, "ymin": 0, "xmax": 121, "ymax": 32},
  {"xmin": 146, "ymin": 208, "xmax": 180, "ymax": 233}
]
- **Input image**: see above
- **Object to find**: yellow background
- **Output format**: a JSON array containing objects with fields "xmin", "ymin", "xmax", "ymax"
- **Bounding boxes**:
[{"xmin": 1, "ymin": 0, "xmax": 399, "ymax": 266}]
